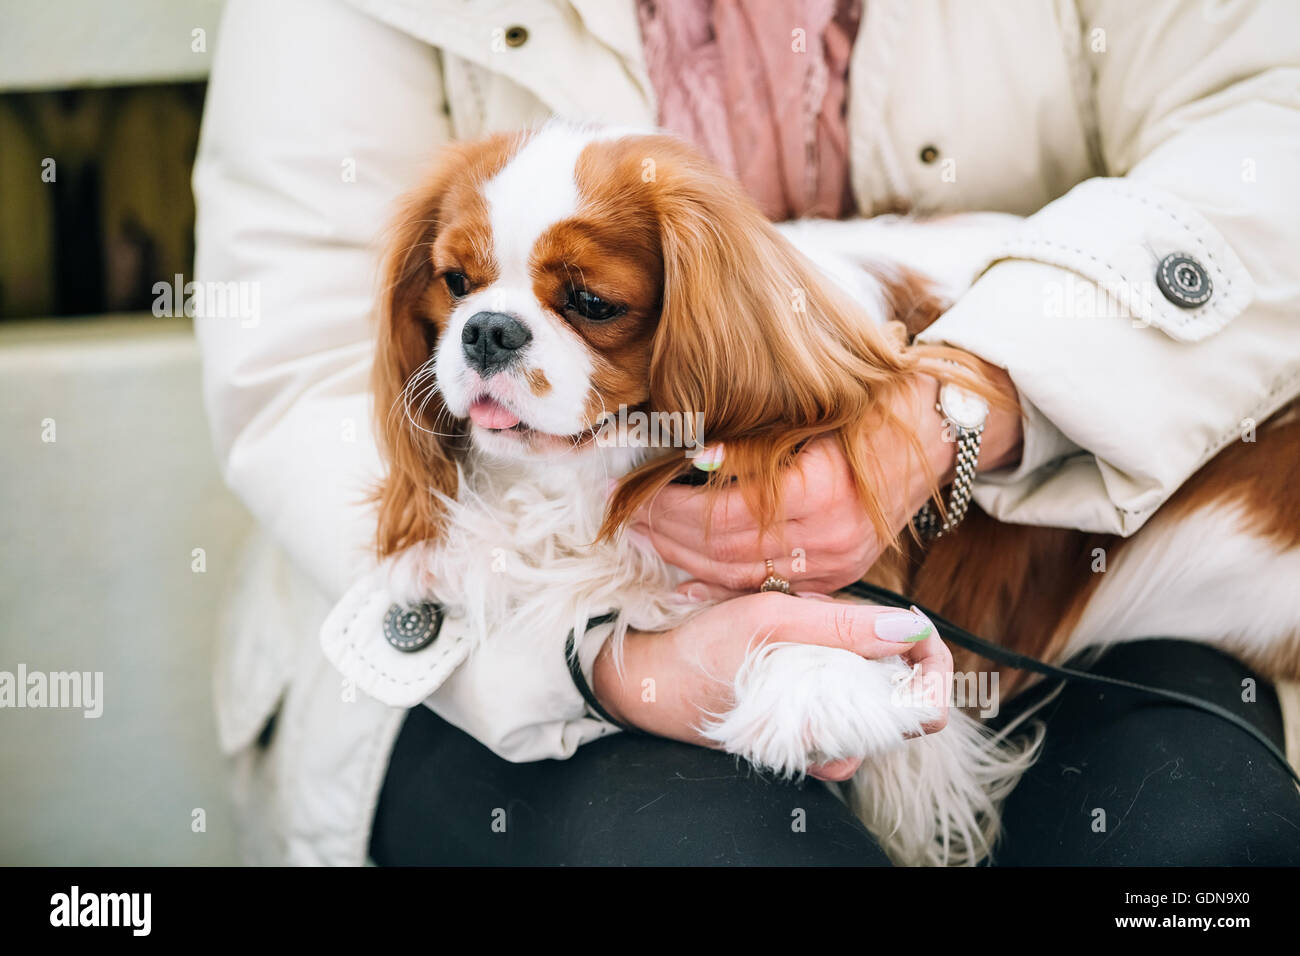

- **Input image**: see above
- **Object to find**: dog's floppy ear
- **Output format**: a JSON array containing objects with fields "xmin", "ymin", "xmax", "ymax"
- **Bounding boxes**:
[
  {"xmin": 602, "ymin": 136, "xmax": 985, "ymax": 544},
  {"xmin": 372, "ymin": 136, "xmax": 518, "ymax": 557},
  {"xmin": 372, "ymin": 163, "xmax": 460, "ymax": 558}
]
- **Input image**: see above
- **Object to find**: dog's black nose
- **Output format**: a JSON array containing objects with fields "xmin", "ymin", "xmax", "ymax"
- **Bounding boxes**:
[{"xmin": 460, "ymin": 311, "xmax": 531, "ymax": 375}]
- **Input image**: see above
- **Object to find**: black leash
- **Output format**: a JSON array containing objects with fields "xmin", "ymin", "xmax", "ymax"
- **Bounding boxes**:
[{"xmin": 842, "ymin": 581, "xmax": 1300, "ymax": 788}]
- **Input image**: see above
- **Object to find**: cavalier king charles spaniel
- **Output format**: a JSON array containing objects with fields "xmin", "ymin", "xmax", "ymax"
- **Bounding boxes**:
[{"xmin": 368, "ymin": 121, "xmax": 1300, "ymax": 865}]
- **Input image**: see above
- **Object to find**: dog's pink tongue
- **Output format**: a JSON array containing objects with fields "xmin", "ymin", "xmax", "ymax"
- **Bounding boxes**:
[{"xmin": 468, "ymin": 397, "xmax": 521, "ymax": 430}]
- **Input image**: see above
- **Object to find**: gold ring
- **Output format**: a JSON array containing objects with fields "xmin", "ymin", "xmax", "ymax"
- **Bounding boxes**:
[{"xmin": 759, "ymin": 558, "xmax": 791, "ymax": 594}]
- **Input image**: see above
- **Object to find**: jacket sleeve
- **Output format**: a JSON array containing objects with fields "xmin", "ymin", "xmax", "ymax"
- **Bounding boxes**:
[
  {"xmin": 194, "ymin": 0, "xmax": 452, "ymax": 596},
  {"xmin": 916, "ymin": 0, "xmax": 1300, "ymax": 535},
  {"xmin": 195, "ymin": 0, "xmax": 615, "ymax": 760}
]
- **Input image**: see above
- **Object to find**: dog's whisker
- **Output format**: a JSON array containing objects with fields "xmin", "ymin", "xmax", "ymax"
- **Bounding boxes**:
[{"xmin": 395, "ymin": 354, "xmax": 467, "ymax": 439}]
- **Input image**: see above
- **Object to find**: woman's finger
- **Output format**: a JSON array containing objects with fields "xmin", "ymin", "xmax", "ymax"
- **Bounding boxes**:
[
  {"xmin": 675, "ymin": 577, "xmax": 839, "ymax": 602},
  {"xmin": 775, "ymin": 438, "xmax": 841, "ymax": 520},
  {"xmin": 675, "ymin": 579, "xmax": 747, "ymax": 602},
  {"xmin": 636, "ymin": 519, "xmax": 813, "ymax": 593},
  {"xmin": 808, "ymin": 756, "xmax": 864, "ymax": 782},
  {"xmin": 768, "ymin": 595, "xmax": 939, "ymax": 661},
  {"xmin": 633, "ymin": 526, "xmax": 763, "ymax": 591},
  {"xmin": 635, "ymin": 480, "xmax": 771, "ymax": 538},
  {"xmin": 898, "ymin": 607, "xmax": 952, "ymax": 734},
  {"xmin": 637, "ymin": 518, "xmax": 794, "ymax": 570}
]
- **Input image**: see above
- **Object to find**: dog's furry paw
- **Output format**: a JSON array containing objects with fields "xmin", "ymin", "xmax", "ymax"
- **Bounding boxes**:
[
  {"xmin": 701, "ymin": 643, "xmax": 933, "ymax": 776},
  {"xmin": 702, "ymin": 642, "xmax": 1042, "ymax": 866}
]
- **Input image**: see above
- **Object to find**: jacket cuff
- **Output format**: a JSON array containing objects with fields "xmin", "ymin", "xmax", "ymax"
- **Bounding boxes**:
[
  {"xmin": 426, "ymin": 611, "xmax": 622, "ymax": 761},
  {"xmin": 917, "ymin": 178, "xmax": 1261, "ymax": 534},
  {"xmin": 320, "ymin": 564, "xmax": 472, "ymax": 709},
  {"xmin": 320, "ymin": 564, "xmax": 624, "ymax": 760},
  {"xmin": 980, "ymin": 177, "xmax": 1255, "ymax": 343},
  {"xmin": 978, "ymin": 393, "xmax": 1080, "ymax": 487}
]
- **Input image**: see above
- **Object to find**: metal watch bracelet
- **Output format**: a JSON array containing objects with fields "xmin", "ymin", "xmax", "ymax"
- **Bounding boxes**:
[{"xmin": 914, "ymin": 419, "xmax": 984, "ymax": 541}]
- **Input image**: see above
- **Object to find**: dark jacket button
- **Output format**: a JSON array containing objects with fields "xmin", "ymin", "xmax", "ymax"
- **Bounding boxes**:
[
  {"xmin": 383, "ymin": 602, "xmax": 443, "ymax": 652},
  {"xmin": 505, "ymin": 25, "xmax": 529, "ymax": 47},
  {"xmin": 1156, "ymin": 253, "xmax": 1212, "ymax": 309}
]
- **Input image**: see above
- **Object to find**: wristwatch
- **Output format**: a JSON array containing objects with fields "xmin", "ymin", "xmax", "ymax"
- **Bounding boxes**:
[{"xmin": 913, "ymin": 381, "xmax": 988, "ymax": 540}]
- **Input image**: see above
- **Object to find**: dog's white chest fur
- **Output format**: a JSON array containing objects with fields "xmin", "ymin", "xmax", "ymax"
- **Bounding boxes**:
[{"xmin": 388, "ymin": 451, "xmax": 692, "ymax": 656}]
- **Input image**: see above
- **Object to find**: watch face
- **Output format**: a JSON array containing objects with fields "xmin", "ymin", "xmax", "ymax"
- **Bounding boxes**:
[{"xmin": 939, "ymin": 383, "xmax": 989, "ymax": 431}]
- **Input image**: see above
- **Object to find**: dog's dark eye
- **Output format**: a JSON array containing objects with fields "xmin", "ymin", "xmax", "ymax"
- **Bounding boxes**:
[
  {"xmin": 566, "ymin": 288, "xmax": 625, "ymax": 322},
  {"xmin": 444, "ymin": 271, "xmax": 469, "ymax": 298}
]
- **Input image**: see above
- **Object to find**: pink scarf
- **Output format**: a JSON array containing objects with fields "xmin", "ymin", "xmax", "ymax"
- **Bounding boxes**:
[{"xmin": 637, "ymin": 0, "xmax": 862, "ymax": 221}]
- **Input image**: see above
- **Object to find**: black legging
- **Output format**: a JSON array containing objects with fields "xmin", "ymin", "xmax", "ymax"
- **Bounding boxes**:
[{"xmin": 369, "ymin": 640, "xmax": 1300, "ymax": 865}]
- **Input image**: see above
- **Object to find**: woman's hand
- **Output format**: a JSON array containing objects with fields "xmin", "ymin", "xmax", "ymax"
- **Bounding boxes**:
[
  {"xmin": 592, "ymin": 592, "xmax": 952, "ymax": 781},
  {"xmin": 632, "ymin": 357, "xmax": 1024, "ymax": 598}
]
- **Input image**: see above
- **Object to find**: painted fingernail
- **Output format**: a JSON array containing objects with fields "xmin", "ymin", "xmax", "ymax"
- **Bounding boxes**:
[
  {"xmin": 875, "ymin": 607, "xmax": 934, "ymax": 643},
  {"xmin": 692, "ymin": 443, "xmax": 725, "ymax": 472}
]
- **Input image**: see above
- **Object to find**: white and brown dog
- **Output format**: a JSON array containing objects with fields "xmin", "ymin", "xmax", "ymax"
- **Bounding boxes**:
[{"xmin": 364, "ymin": 121, "xmax": 1300, "ymax": 865}]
